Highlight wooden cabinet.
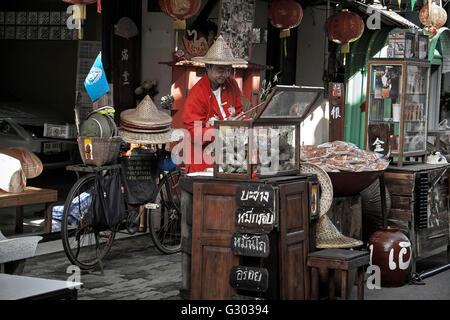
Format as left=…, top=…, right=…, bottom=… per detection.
left=366, top=163, right=450, bottom=273
left=190, top=175, right=317, bottom=300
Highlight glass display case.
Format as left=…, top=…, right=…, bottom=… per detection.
left=364, top=59, right=430, bottom=166
left=214, top=85, right=324, bottom=179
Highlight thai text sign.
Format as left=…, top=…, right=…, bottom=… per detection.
left=231, top=232, right=270, bottom=258
left=236, top=184, right=275, bottom=208
left=235, top=207, right=275, bottom=233
left=229, top=265, right=268, bottom=292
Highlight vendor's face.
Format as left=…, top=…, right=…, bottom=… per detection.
left=206, top=64, right=232, bottom=89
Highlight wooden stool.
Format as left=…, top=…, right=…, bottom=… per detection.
left=307, top=248, right=369, bottom=300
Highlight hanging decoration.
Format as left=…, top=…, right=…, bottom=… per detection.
left=325, top=9, right=364, bottom=66
left=61, top=0, right=98, bottom=39
left=419, top=0, right=447, bottom=35
left=269, top=0, right=303, bottom=57
left=411, top=0, right=416, bottom=11
left=158, top=0, right=201, bottom=51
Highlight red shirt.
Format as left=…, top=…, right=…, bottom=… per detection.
left=182, top=74, right=244, bottom=174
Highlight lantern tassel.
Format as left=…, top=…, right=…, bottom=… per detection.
left=97, top=0, right=102, bottom=13
left=280, top=29, right=290, bottom=57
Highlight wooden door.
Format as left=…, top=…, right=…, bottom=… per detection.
left=278, top=181, right=310, bottom=299
left=191, top=182, right=240, bottom=300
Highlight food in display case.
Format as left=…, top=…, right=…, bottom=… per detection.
left=214, top=85, right=324, bottom=179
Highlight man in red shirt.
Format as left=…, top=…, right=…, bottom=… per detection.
left=182, top=36, right=247, bottom=174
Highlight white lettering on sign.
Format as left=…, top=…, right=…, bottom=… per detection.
left=372, top=137, right=384, bottom=152
left=237, top=209, right=274, bottom=226
left=122, top=71, right=130, bottom=85
left=240, top=190, right=270, bottom=203
left=233, top=234, right=267, bottom=254
left=121, top=49, right=129, bottom=61
left=331, top=106, right=341, bottom=119
left=236, top=269, right=263, bottom=282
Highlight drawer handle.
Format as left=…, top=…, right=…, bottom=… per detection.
left=428, top=233, right=448, bottom=240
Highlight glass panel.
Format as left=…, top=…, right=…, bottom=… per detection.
left=403, top=65, right=428, bottom=153
left=253, top=125, right=296, bottom=175
left=215, top=125, right=249, bottom=174
left=368, top=64, right=403, bottom=122
left=259, top=90, right=320, bottom=118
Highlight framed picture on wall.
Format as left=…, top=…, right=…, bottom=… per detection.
left=0, top=12, right=5, bottom=25
left=0, top=27, right=4, bottom=40
left=28, top=11, right=38, bottom=25
left=218, top=0, right=255, bottom=60
left=16, top=12, right=27, bottom=25
left=38, top=12, right=50, bottom=25
left=6, top=12, right=15, bottom=25
left=27, top=26, right=38, bottom=40
left=15, top=26, right=27, bottom=39
left=38, top=26, right=49, bottom=40
left=50, top=11, right=61, bottom=25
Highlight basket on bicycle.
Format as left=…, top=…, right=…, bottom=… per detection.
left=77, top=136, right=122, bottom=167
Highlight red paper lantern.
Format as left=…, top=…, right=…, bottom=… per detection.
left=419, top=0, right=447, bottom=35
left=325, top=9, right=364, bottom=65
left=269, top=0, right=303, bottom=56
left=159, top=0, right=201, bottom=30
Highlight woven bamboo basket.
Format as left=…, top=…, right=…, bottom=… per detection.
left=77, top=136, right=122, bottom=167
left=300, top=162, right=363, bottom=249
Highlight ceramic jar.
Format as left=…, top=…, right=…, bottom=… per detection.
left=368, top=226, right=412, bottom=287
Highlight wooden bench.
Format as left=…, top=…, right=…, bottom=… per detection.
left=0, top=187, right=57, bottom=234
left=308, top=248, right=369, bottom=300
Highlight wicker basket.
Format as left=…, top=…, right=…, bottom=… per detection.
left=77, top=136, right=122, bottom=167
left=300, top=162, right=333, bottom=217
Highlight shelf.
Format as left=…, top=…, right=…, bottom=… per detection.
left=369, top=119, right=425, bottom=124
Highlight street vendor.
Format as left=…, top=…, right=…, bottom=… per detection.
left=182, top=35, right=248, bottom=174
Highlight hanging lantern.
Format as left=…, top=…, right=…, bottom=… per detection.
left=419, top=0, right=447, bottom=35
left=62, top=0, right=98, bottom=39
left=325, top=9, right=364, bottom=65
left=159, top=0, right=201, bottom=51
left=269, top=0, right=303, bottom=57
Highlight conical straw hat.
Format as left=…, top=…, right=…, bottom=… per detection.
left=120, top=95, right=172, bottom=129
left=316, top=215, right=364, bottom=249
left=192, top=35, right=248, bottom=66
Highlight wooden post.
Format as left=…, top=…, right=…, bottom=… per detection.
left=328, top=83, right=345, bottom=141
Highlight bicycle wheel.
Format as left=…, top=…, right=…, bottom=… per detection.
left=149, top=169, right=182, bottom=254
left=61, top=173, right=116, bottom=270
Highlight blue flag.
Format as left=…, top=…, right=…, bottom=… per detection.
left=84, top=52, right=110, bottom=102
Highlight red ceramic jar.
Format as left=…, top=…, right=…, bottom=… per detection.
left=368, top=226, right=412, bottom=287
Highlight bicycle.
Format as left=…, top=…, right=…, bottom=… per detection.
left=60, top=147, right=183, bottom=271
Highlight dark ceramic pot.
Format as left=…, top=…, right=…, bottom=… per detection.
left=368, top=226, right=412, bottom=287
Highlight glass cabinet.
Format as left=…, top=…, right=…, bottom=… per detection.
left=214, top=85, right=324, bottom=179
left=364, top=59, right=430, bottom=166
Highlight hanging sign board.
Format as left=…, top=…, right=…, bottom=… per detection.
left=235, top=207, right=275, bottom=233
left=229, top=265, right=268, bottom=292
left=231, top=232, right=270, bottom=258
left=236, top=184, right=275, bottom=208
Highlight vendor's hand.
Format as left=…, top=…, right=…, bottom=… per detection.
left=206, top=115, right=219, bottom=127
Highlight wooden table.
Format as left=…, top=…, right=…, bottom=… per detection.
left=0, top=187, right=57, bottom=234
left=0, top=274, right=82, bottom=300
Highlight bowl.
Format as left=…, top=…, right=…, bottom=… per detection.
left=327, top=170, right=384, bottom=196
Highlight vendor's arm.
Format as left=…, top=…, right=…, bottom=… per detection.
left=182, top=88, right=214, bottom=146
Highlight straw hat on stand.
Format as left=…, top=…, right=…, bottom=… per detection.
left=119, top=95, right=183, bottom=145
left=192, top=35, right=248, bottom=66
